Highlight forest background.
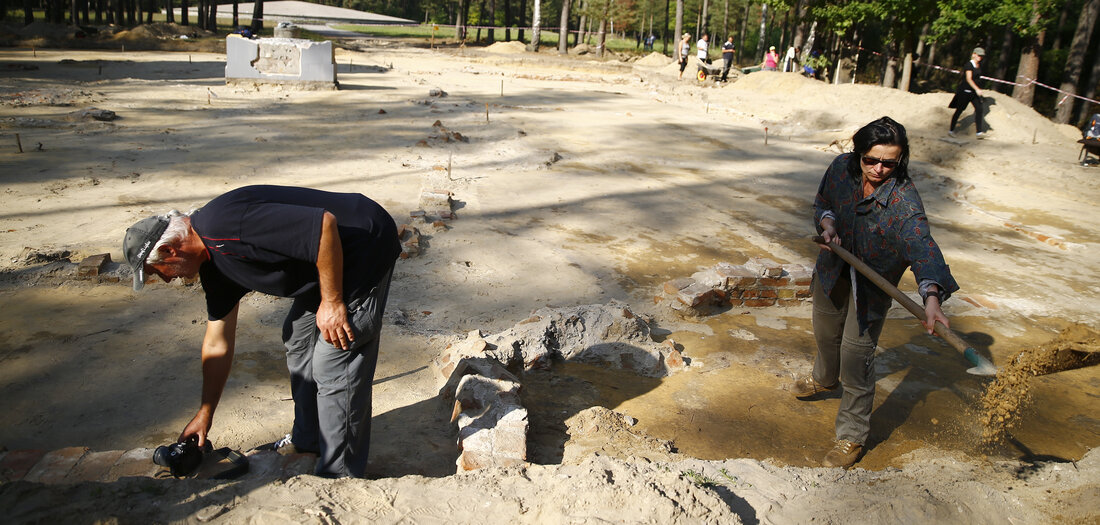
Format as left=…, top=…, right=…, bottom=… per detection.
left=3, top=0, right=1098, bottom=127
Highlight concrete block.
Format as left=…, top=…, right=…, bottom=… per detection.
left=77, top=253, right=111, bottom=278
left=225, top=36, right=337, bottom=88
left=67, top=449, right=125, bottom=482
left=24, top=446, right=87, bottom=483
left=690, top=268, right=724, bottom=288
left=0, top=449, right=47, bottom=482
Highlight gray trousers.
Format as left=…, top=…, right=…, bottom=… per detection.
left=811, top=271, right=885, bottom=445
left=282, top=266, right=393, bottom=478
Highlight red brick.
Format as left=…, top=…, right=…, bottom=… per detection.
left=795, top=289, right=813, bottom=298
left=0, top=449, right=47, bottom=482
left=24, top=447, right=88, bottom=483
left=77, top=254, right=111, bottom=278
left=742, top=289, right=778, bottom=299
left=665, top=348, right=684, bottom=368
left=777, top=289, right=796, bottom=299
left=778, top=299, right=805, bottom=307
left=67, top=449, right=125, bottom=482
left=759, top=277, right=790, bottom=287
left=744, top=298, right=777, bottom=307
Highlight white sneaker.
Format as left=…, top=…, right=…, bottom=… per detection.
left=947, top=130, right=956, bottom=137
left=976, top=131, right=986, bottom=139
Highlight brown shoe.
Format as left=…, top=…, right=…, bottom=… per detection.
left=791, top=376, right=838, bottom=398
left=823, top=440, right=862, bottom=469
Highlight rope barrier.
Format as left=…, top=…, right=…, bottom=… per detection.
left=838, top=43, right=1100, bottom=106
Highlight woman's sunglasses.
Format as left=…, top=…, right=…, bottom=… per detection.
left=861, top=155, right=900, bottom=169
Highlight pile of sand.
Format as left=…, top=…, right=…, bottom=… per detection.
left=484, top=41, right=527, bottom=54
left=978, top=324, right=1100, bottom=445
left=634, top=52, right=673, bottom=67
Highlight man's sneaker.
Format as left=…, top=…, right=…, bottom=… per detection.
left=791, top=376, right=839, bottom=398
left=947, top=130, right=957, bottom=137
left=976, top=131, right=986, bottom=139
left=823, top=439, right=863, bottom=469
left=256, top=433, right=318, bottom=455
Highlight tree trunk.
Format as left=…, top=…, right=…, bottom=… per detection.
left=207, top=0, right=216, bottom=30
left=22, top=0, right=32, bottom=24
left=1075, top=38, right=1100, bottom=126
left=1055, top=0, right=1099, bottom=123
left=180, top=0, right=188, bottom=25
left=721, top=0, right=727, bottom=40
left=164, top=0, right=172, bottom=23
left=516, top=0, right=525, bottom=41
left=898, top=36, right=913, bottom=92
left=700, top=0, right=708, bottom=39
left=803, top=20, right=816, bottom=57
left=488, top=0, right=495, bottom=43
left=457, top=0, right=468, bottom=41
left=673, top=0, right=682, bottom=54
left=1012, top=3, right=1045, bottom=107
left=737, top=2, right=747, bottom=62
left=232, top=0, right=238, bottom=27
left=1050, top=0, right=1072, bottom=50
left=663, top=0, right=669, bottom=54
left=504, top=0, right=511, bottom=40
left=596, top=17, right=606, bottom=56
left=882, top=54, right=896, bottom=87
left=248, top=0, right=261, bottom=33
left=530, top=0, right=540, bottom=50
left=756, top=3, right=767, bottom=60
left=558, top=0, right=569, bottom=53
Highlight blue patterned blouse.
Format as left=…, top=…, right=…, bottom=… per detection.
left=813, top=153, right=959, bottom=334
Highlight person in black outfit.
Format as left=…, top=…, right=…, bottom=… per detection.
left=720, top=36, right=736, bottom=81
left=122, top=185, right=401, bottom=478
left=948, top=47, right=987, bottom=138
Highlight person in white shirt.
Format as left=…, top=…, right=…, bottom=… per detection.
left=696, top=33, right=710, bottom=64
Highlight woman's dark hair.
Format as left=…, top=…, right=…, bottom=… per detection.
left=848, top=116, right=910, bottom=178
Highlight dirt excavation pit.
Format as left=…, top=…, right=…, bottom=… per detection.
left=1, top=31, right=1099, bottom=523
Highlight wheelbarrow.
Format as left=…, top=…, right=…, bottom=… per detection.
left=696, top=59, right=723, bottom=81
left=1078, top=137, right=1100, bottom=166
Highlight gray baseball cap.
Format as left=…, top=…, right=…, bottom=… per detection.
left=122, top=215, right=169, bottom=291
left=973, top=47, right=986, bottom=56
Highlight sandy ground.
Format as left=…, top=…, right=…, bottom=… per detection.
left=1, top=32, right=1099, bottom=523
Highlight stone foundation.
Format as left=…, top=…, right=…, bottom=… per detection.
left=659, top=257, right=813, bottom=316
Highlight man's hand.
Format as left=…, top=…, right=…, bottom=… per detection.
left=922, top=294, right=949, bottom=335
left=317, top=298, right=353, bottom=350
left=179, top=409, right=212, bottom=447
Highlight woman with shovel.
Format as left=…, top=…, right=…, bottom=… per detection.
left=793, top=116, right=959, bottom=469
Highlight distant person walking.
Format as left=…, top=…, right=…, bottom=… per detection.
left=762, top=46, right=779, bottom=71
left=697, top=33, right=710, bottom=64
left=948, top=47, right=987, bottom=138
left=677, top=33, right=692, bottom=80
left=720, top=36, right=736, bottom=81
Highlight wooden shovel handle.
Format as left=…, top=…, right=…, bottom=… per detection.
left=811, top=235, right=972, bottom=354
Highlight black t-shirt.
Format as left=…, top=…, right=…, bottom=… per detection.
left=722, top=41, right=735, bottom=56
left=191, top=185, right=400, bottom=320
left=958, top=60, right=983, bottom=92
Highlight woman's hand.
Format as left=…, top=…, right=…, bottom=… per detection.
left=922, top=294, right=949, bottom=335
left=817, top=217, right=839, bottom=251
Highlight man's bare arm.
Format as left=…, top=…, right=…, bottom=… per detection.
left=178, top=303, right=239, bottom=446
